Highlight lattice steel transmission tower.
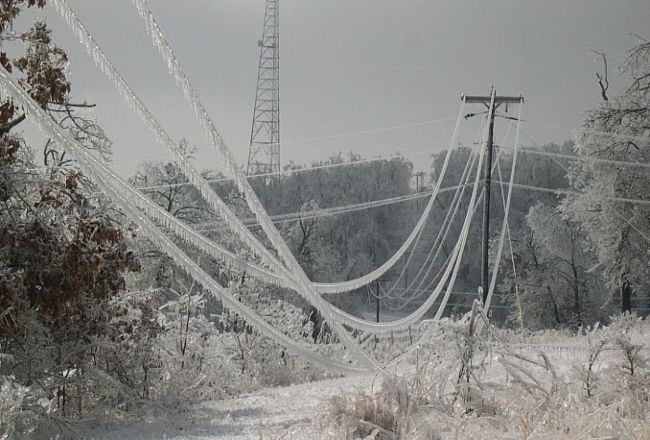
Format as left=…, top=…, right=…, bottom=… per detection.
left=246, top=0, right=280, bottom=177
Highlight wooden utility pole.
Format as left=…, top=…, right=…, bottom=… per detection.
left=463, top=89, right=523, bottom=306
left=481, top=89, right=497, bottom=308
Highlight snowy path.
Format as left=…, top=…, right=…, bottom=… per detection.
left=90, top=373, right=377, bottom=439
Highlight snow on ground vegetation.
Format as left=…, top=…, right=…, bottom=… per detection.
left=77, top=309, right=649, bottom=440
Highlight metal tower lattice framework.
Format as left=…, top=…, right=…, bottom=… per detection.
left=247, top=0, right=280, bottom=177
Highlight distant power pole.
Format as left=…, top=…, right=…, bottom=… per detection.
left=414, top=171, right=425, bottom=212
left=410, top=171, right=425, bottom=293
left=463, top=89, right=523, bottom=306
left=247, top=0, right=280, bottom=178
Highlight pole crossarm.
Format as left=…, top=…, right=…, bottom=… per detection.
left=462, top=94, right=524, bottom=105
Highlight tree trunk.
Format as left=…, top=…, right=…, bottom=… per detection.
left=621, top=277, right=632, bottom=313
left=571, top=258, right=583, bottom=328
left=546, top=286, right=561, bottom=327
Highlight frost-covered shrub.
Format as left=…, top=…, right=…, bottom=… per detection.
left=325, top=312, right=650, bottom=438
left=215, top=284, right=330, bottom=390
left=326, top=377, right=412, bottom=440
left=0, top=376, right=27, bottom=439
left=153, top=289, right=228, bottom=406
left=98, top=292, right=164, bottom=409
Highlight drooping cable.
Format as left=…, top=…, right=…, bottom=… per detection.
left=495, top=153, right=525, bottom=332
left=52, top=0, right=486, bottom=340
left=0, top=67, right=368, bottom=374
left=104, top=144, right=468, bottom=191
left=312, top=101, right=467, bottom=293
left=48, top=0, right=292, bottom=283
left=52, top=0, right=378, bottom=367
left=131, top=0, right=472, bottom=297
left=130, top=0, right=486, bottom=332
left=387, top=116, right=505, bottom=310
left=320, top=121, right=487, bottom=332
left=378, top=121, right=485, bottom=303
left=379, top=119, right=488, bottom=306
left=380, top=146, right=478, bottom=306
left=431, top=122, right=494, bottom=320
left=194, top=184, right=461, bottom=230
left=131, top=0, right=448, bottom=363
left=56, top=0, right=468, bottom=305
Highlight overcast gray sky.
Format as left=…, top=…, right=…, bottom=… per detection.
left=24, top=1, right=650, bottom=177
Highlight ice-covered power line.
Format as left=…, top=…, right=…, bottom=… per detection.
left=105, top=115, right=459, bottom=164
left=496, top=181, right=650, bottom=207
left=133, top=0, right=474, bottom=319
left=523, top=120, right=650, bottom=145
left=50, top=0, right=293, bottom=284
left=311, top=100, right=470, bottom=297
left=379, top=124, right=489, bottom=307
left=516, top=147, right=650, bottom=171
left=121, top=146, right=464, bottom=191
left=50, top=0, right=398, bottom=366
left=56, top=0, right=485, bottom=339
left=131, top=0, right=485, bottom=350
left=235, top=116, right=457, bottom=152
left=59, top=0, right=381, bottom=366
left=316, top=112, right=486, bottom=332
left=20, top=141, right=650, bottom=195
left=130, top=0, right=520, bottom=348
left=134, top=0, right=462, bottom=302
left=382, top=119, right=513, bottom=309
left=47, top=0, right=635, bottom=368
left=145, top=0, right=478, bottom=327
left=194, top=188, right=444, bottom=231
left=113, top=144, right=441, bottom=167
left=0, top=65, right=369, bottom=374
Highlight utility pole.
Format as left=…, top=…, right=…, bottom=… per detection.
left=481, top=89, right=496, bottom=309
left=373, top=279, right=382, bottom=346
left=463, top=89, right=523, bottom=306
left=406, top=171, right=425, bottom=293
left=372, top=278, right=390, bottom=323
left=414, top=171, right=425, bottom=212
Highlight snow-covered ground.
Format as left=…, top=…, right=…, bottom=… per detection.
left=88, top=373, right=376, bottom=439
left=84, top=317, right=649, bottom=440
